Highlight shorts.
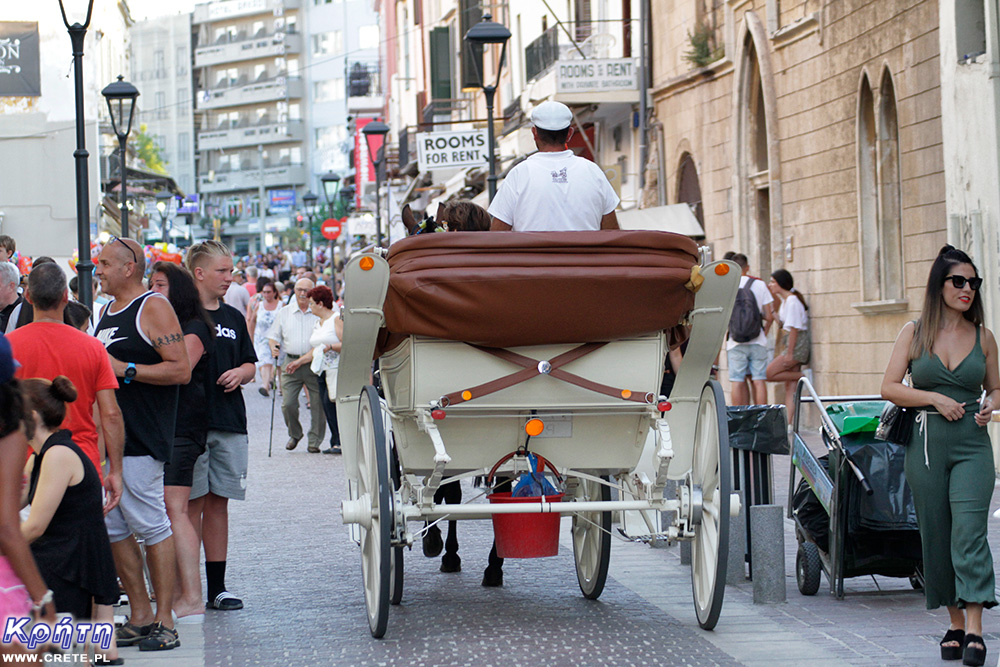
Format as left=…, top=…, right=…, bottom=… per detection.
left=105, top=456, right=173, bottom=545
left=190, top=430, right=249, bottom=501
left=727, top=343, right=769, bottom=382
left=0, top=556, right=31, bottom=630
left=164, top=434, right=207, bottom=488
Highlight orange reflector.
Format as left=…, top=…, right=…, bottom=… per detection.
left=359, top=256, right=375, bottom=271
left=461, top=390, right=472, bottom=401
left=621, top=389, right=632, bottom=399
left=525, top=418, right=544, bottom=437
left=657, top=401, right=672, bottom=412
left=431, top=409, right=446, bottom=420
left=715, top=263, right=730, bottom=276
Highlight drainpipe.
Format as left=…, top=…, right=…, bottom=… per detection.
left=637, top=0, right=648, bottom=191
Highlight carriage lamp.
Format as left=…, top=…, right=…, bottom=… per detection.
left=102, top=75, right=140, bottom=240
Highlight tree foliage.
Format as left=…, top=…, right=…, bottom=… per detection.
left=135, top=124, right=169, bottom=175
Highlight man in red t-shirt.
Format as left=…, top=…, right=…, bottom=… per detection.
left=8, top=263, right=124, bottom=511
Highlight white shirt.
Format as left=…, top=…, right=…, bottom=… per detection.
left=223, top=282, right=250, bottom=314
left=779, top=295, right=808, bottom=331
left=488, top=150, right=620, bottom=231
left=725, top=275, right=774, bottom=350
left=267, top=302, right=320, bottom=356
left=309, top=311, right=341, bottom=374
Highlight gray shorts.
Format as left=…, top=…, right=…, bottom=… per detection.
left=105, top=456, right=173, bottom=545
left=190, top=430, right=249, bottom=501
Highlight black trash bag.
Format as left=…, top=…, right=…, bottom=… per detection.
left=792, top=454, right=829, bottom=553
left=727, top=405, right=789, bottom=455
left=841, top=434, right=918, bottom=532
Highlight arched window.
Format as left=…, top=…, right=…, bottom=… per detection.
left=739, top=34, right=771, bottom=276
left=677, top=153, right=704, bottom=229
left=878, top=72, right=903, bottom=299
left=857, top=75, right=879, bottom=301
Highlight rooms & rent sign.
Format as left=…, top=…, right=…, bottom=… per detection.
left=416, top=130, right=489, bottom=171
left=556, top=58, right=638, bottom=93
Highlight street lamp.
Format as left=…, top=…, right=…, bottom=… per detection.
left=320, top=172, right=341, bottom=213
left=362, top=120, right=390, bottom=247
left=155, top=190, right=173, bottom=244
left=464, top=14, right=511, bottom=202
left=102, top=75, right=140, bottom=239
left=57, top=0, right=96, bottom=312
left=302, top=190, right=318, bottom=263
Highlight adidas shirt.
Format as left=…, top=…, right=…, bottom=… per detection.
left=488, top=150, right=620, bottom=231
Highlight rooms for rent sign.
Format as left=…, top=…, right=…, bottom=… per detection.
left=416, top=130, right=489, bottom=171
left=556, top=58, right=637, bottom=93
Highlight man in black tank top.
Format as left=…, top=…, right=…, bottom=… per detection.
left=94, top=237, right=191, bottom=651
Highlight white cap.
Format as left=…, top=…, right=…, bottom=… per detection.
left=531, top=101, right=572, bottom=131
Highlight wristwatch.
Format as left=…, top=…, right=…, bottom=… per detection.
left=123, top=362, right=137, bottom=384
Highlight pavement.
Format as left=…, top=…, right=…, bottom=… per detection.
left=111, top=383, right=1000, bottom=666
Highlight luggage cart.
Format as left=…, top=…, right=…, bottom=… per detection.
left=787, top=377, right=923, bottom=598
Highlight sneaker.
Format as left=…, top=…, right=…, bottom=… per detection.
left=137, top=622, right=179, bottom=651
left=115, top=619, right=153, bottom=647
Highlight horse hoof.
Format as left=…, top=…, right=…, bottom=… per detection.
left=423, top=526, right=443, bottom=558
left=440, top=553, right=461, bottom=573
left=481, top=567, right=503, bottom=587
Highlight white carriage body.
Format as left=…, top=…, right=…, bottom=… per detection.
left=379, top=334, right=666, bottom=475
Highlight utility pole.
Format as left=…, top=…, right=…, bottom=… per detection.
left=258, top=144, right=267, bottom=253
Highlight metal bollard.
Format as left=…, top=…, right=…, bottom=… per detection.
left=727, top=490, right=746, bottom=585
left=749, top=504, right=785, bottom=603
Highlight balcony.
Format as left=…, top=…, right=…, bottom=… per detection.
left=193, top=0, right=299, bottom=25
left=198, top=164, right=307, bottom=193
left=346, top=61, right=383, bottom=112
left=196, top=77, right=303, bottom=110
left=198, top=119, right=304, bottom=150
left=194, top=32, right=302, bottom=68
left=526, top=26, right=559, bottom=82
left=525, top=25, right=629, bottom=83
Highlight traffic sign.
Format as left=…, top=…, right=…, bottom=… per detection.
left=321, top=218, right=344, bottom=240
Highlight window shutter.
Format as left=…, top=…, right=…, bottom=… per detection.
left=459, top=0, right=483, bottom=90
left=429, top=27, right=452, bottom=101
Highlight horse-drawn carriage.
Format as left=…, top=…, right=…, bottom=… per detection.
left=336, top=230, right=741, bottom=637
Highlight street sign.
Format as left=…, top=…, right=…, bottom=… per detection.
left=416, top=129, right=489, bottom=171
left=556, top=58, right=638, bottom=93
left=321, top=217, right=344, bottom=240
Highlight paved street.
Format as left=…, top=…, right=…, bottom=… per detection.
left=118, top=383, right=1000, bottom=666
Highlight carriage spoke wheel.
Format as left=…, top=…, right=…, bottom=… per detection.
left=388, top=442, right=404, bottom=606
left=358, top=385, right=392, bottom=638
left=690, top=380, right=731, bottom=630
left=573, top=475, right=611, bottom=599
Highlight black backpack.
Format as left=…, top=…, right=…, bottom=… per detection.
left=729, top=278, right=763, bottom=343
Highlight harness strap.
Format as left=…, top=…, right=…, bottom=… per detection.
left=439, top=342, right=652, bottom=407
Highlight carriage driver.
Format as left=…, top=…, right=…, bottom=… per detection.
left=488, top=101, right=620, bottom=232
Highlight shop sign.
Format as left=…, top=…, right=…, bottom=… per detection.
left=416, top=130, right=489, bottom=171
left=556, top=58, right=637, bottom=93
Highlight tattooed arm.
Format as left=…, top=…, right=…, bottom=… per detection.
left=107, top=296, right=192, bottom=385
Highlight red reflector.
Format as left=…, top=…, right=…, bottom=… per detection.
left=431, top=409, right=446, bottom=420
left=657, top=401, right=672, bottom=412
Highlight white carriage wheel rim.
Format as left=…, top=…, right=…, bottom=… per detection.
left=691, top=386, right=721, bottom=616
left=358, top=397, right=382, bottom=621
left=573, top=480, right=602, bottom=583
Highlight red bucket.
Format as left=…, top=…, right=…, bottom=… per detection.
left=488, top=492, right=564, bottom=558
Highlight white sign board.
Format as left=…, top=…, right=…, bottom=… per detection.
left=208, top=0, right=268, bottom=20
left=416, top=129, right=490, bottom=171
left=556, top=58, right=638, bottom=93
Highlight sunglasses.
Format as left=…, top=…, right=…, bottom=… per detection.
left=110, top=236, right=138, bottom=264
left=943, top=275, right=982, bottom=290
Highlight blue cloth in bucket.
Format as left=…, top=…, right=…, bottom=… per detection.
left=511, top=453, right=560, bottom=497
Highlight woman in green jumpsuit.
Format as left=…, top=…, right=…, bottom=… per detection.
left=882, top=246, right=1000, bottom=666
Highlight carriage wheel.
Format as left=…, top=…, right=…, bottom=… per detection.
left=358, top=385, right=392, bottom=637
left=573, top=475, right=611, bottom=600
left=690, top=380, right=731, bottom=630
left=389, top=443, right=404, bottom=606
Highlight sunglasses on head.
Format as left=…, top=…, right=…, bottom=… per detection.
left=943, top=275, right=982, bottom=290
left=110, top=236, right=138, bottom=264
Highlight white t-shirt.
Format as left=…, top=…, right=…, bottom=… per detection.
left=725, top=275, right=774, bottom=350
left=487, top=150, right=620, bottom=231
left=779, top=295, right=808, bottom=331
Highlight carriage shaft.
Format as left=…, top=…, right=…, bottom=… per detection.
left=402, top=498, right=678, bottom=521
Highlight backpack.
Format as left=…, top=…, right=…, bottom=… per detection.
left=729, top=278, right=763, bottom=343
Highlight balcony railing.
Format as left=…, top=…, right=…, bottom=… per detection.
left=198, top=163, right=307, bottom=193
left=196, top=77, right=303, bottom=110
left=198, top=119, right=304, bottom=150
left=526, top=26, right=559, bottom=82
left=346, top=61, right=383, bottom=111
left=525, top=25, right=628, bottom=82
left=194, top=32, right=302, bottom=68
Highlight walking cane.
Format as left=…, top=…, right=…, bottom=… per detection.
left=267, top=355, right=279, bottom=457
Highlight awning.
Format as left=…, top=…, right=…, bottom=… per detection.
left=615, top=204, right=704, bottom=238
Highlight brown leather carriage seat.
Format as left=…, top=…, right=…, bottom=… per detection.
left=377, top=230, right=700, bottom=352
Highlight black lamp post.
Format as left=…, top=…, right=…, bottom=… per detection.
left=362, top=120, right=389, bottom=247
left=464, top=14, right=511, bottom=202
left=302, top=190, right=318, bottom=262
left=57, top=0, right=96, bottom=312
left=155, top=190, right=173, bottom=244
left=102, top=75, right=140, bottom=239
left=320, top=172, right=341, bottom=214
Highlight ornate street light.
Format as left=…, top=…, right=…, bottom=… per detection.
left=362, top=120, right=390, bottom=247
left=464, top=14, right=511, bottom=202
left=155, top=190, right=173, bottom=244
left=320, top=172, right=341, bottom=212
left=57, top=0, right=97, bottom=312
left=102, top=75, right=141, bottom=240
left=302, top=190, right=318, bottom=262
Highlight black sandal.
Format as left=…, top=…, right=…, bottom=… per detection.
left=941, top=629, right=965, bottom=660
left=963, top=633, right=987, bottom=666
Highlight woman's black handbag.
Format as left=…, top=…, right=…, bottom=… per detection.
left=875, top=402, right=914, bottom=445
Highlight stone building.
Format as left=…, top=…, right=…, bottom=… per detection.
left=649, top=0, right=946, bottom=397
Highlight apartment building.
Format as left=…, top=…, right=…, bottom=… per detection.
left=193, top=0, right=308, bottom=254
